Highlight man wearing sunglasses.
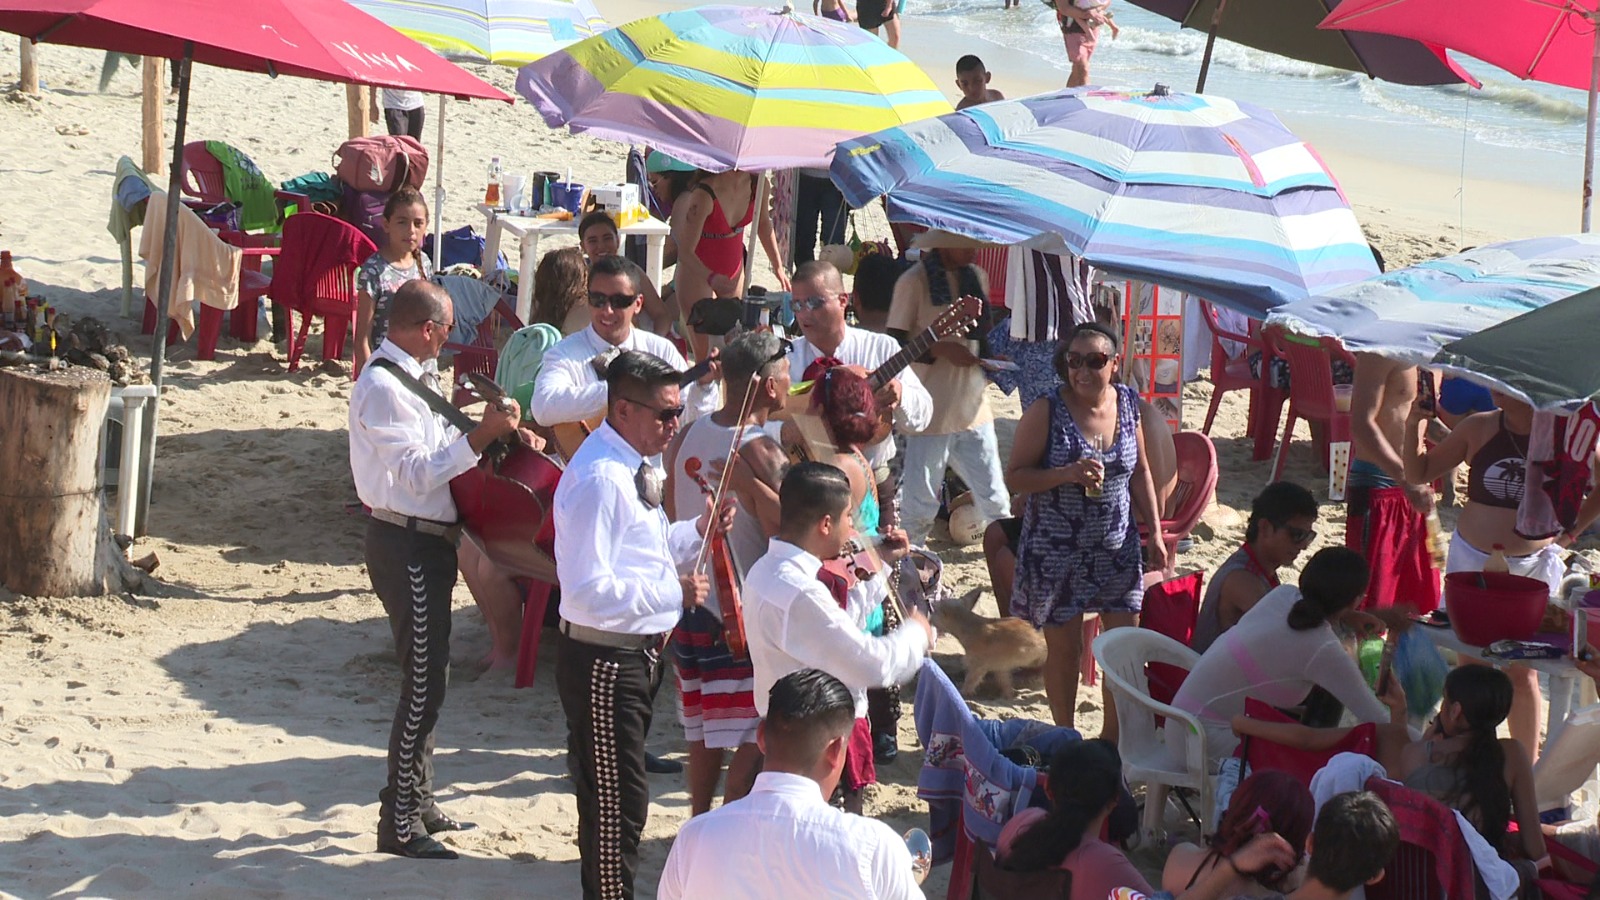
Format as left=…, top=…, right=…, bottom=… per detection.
left=530, top=255, right=719, bottom=434
left=349, top=281, right=522, bottom=860
left=554, top=350, right=736, bottom=900
left=1191, top=481, right=1320, bottom=653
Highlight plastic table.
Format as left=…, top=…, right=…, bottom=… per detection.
left=476, top=205, right=670, bottom=324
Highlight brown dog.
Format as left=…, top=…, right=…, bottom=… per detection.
left=932, top=588, right=1047, bottom=696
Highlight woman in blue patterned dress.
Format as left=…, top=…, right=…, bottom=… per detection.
left=1007, top=322, right=1167, bottom=737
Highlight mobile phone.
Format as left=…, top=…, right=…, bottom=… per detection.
left=1417, top=369, right=1437, bottom=415
left=1376, top=639, right=1397, bottom=695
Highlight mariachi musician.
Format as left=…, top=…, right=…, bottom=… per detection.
left=553, top=350, right=735, bottom=900
left=528, top=255, right=719, bottom=456
left=662, top=330, right=791, bottom=817
left=348, top=280, right=525, bottom=860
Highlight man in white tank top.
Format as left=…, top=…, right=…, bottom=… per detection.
left=663, top=331, right=791, bottom=815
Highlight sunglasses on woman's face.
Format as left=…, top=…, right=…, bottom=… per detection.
left=588, top=291, right=638, bottom=310
left=1065, top=352, right=1112, bottom=370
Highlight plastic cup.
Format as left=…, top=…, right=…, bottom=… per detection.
left=502, top=173, right=528, bottom=214
left=1333, top=383, right=1354, bottom=412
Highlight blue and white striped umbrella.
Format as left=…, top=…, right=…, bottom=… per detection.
left=830, top=87, right=1377, bottom=319
left=1265, top=234, right=1600, bottom=367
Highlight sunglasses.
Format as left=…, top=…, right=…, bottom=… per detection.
left=588, top=291, right=638, bottom=310
left=1065, top=352, right=1112, bottom=370
left=624, top=396, right=686, bottom=423
left=1273, top=521, right=1317, bottom=544
left=767, top=336, right=794, bottom=366
left=793, top=294, right=835, bottom=311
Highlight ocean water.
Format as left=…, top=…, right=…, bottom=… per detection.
left=905, top=0, right=1588, bottom=192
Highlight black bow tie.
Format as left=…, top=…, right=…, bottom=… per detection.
left=636, top=462, right=664, bottom=510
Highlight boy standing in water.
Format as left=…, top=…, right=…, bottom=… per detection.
left=1056, top=0, right=1119, bottom=88
left=955, top=56, right=1005, bottom=109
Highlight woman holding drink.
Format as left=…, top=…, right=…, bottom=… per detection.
left=1006, top=322, right=1167, bottom=736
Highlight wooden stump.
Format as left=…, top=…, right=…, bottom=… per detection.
left=19, top=41, right=38, bottom=96
left=141, top=57, right=165, bottom=177
left=345, top=84, right=369, bottom=140
left=0, top=367, right=118, bottom=596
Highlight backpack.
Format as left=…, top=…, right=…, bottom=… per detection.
left=496, top=323, right=563, bottom=418
left=339, top=183, right=391, bottom=251
left=333, top=135, right=429, bottom=194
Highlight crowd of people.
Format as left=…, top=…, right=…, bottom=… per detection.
left=339, top=115, right=1600, bottom=900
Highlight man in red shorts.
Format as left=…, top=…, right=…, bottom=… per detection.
left=1346, top=352, right=1440, bottom=613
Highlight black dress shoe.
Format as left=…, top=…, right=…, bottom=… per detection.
left=873, top=731, right=899, bottom=765
left=423, top=813, right=476, bottom=835
left=378, top=835, right=459, bottom=860
left=644, top=752, right=683, bottom=774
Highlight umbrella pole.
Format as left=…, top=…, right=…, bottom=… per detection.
left=1584, top=17, right=1599, bottom=233
left=138, top=41, right=193, bottom=537
left=1195, top=0, right=1229, bottom=93
left=434, top=94, right=446, bottom=271
left=744, top=171, right=772, bottom=291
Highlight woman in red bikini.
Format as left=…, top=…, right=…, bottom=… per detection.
left=670, top=168, right=789, bottom=360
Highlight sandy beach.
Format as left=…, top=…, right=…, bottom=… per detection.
left=0, top=6, right=1546, bottom=896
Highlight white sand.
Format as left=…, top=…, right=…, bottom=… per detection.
left=0, top=19, right=1487, bottom=899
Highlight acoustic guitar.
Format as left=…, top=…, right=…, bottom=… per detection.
left=786, top=293, right=987, bottom=461
left=548, top=355, right=715, bottom=462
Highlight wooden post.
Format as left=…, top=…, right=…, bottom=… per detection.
left=369, top=85, right=381, bottom=125
left=0, top=367, right=120, bottom=596
left=141, top=57, right=165, bottom=176
left=19, top=40, right=38, bottom=95
left=345, top=84, right=369, bottom=139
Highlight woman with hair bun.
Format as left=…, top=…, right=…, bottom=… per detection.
left=996, top=739, right=1154, bottom=898
left=1168, top=546, right=1401, bottom=763
left=1162, top=770, right=1314, bottom=897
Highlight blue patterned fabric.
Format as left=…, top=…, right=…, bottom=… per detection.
left=1011, top=383, right=1144, bottom=625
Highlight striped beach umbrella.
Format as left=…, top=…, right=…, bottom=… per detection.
left=515, top=4, right=952, bottom=172
left=349, top=0, right=608, bottom=66
left=1266, top=234, right=1600, bottom=366
left=830, top=87, right=1376, bottom=319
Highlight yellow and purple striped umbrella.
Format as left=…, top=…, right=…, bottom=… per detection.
left=349, top=0, right=608, bottom=66
left=515, top=4, right=952, bottom=172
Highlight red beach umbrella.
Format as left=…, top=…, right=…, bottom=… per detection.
left=1320, top=0, right=1600, bottom=231
left=0, top=0, right=512, bottom=535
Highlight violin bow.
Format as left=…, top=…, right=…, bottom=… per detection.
left=692, top=373, right=762, bottom=576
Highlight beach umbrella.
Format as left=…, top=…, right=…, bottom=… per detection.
left=514, top=3, right=952, bottom=172
left=1125, top=0, right=1476, bottom=92
left=350, top=0, right=607, bottom=65
left=829, top=86, right=1377, bottom=319
left=1433, top=286, right=1600, bottom=409
left=1319, top=0, right=1600, bottom=230
left=0, top=0, right=511, bottom=535
left=1265, top=234, right=1600, bottom=366
left=349, top=0, right=609, bottom=268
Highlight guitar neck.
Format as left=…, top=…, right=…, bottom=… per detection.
left=869, top=325, right=940, bottom=391
left=679, top=357, right=714, bottom=388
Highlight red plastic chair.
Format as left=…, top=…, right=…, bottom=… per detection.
left=1233, top=698, right=1378, bottom=785
left=1140, top=571, right=1204, bottom=711
left=268, top=212, right=376, bottom=371
left=1268, top=330, right=1357, bottom=483
left=1198, top=300, right=1283, bottom=461
left=445, top=294, right=525, bottom=406
left=180, top=142, right=228, bottom=206
left=217, top=231, right=280, bottom=347
left=1138, top=430, right=1217, bottom=561
left=1363, top=777, right=1479, bottom=900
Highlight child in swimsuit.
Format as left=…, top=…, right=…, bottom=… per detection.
left=814, top=0, right=852, bottom=21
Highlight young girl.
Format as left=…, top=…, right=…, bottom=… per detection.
left=530, top=246, right=590, bottom=335
left=353, top=188, right=432, bottom=376
left=1163, top=771, right=1314, bottom=898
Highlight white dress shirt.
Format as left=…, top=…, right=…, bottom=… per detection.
left=348, top=339, right=479, bottom=522
left=788, top=326, right=932, bottom=468
left=528, top=324, right=719, bottom=427
left=743, top=539, right=928, bottom=718
left=554, top=420, right=703, bottom=636
left=656, top=771, right=922, bottom=900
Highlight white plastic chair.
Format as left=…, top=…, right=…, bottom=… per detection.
left=1534, top=700, right=1600, bottom=814
left=1092, top=627, right=1211, bottom=845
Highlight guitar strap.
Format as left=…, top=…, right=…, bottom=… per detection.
left=369, top=358, right=477, bottom=434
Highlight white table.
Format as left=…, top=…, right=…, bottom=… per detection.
left=1425, top=624, right=1596, bottom=749
left=476, top=205, right=670, bottom=324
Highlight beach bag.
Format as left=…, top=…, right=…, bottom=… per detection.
left=333, top=135, right=429, bottom=194
left=422, top=225, right=504, bottom=271
left=339, top=184, right=390, bottom=250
